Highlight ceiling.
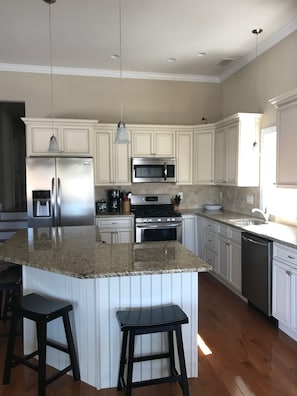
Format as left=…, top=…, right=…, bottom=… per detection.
left=1, top=0, right=297, bottom=83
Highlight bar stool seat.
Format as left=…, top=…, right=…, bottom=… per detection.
left=2, top=293, right=80, bottom=396
left=116, top=304, right=189, bottom=396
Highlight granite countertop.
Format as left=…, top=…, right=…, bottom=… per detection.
left=181, top=208, right=297, bottom=249
left=0, top=226, right=211, bottom=279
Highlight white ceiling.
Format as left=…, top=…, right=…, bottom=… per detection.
left=1, top=0, right=297, bottom=83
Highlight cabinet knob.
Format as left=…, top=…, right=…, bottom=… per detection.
left=286, top=270, right=292, bottom=276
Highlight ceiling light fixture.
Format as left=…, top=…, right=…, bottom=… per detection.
left=44, top=0, right=59, bottom=153
left=251, top=28, right=263, bottom=149
left=114, top=0, right=130, bottom=144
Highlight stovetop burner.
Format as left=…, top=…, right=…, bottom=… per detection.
left=130, top=194, right=182, bottom=223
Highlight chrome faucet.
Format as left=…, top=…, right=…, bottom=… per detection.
left=251, top=207, right=269, bottom=223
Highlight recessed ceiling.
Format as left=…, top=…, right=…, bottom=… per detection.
left=0, top=0, right=297, bottom=82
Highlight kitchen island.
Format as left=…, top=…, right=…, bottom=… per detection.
left=0, top=225, right=211, bottom=390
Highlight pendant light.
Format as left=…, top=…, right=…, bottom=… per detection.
left=44, top=0, right=59, bottom=153
left=114, top=0, right=130, bottom=144
left=251, top=28, right=263, bottom=150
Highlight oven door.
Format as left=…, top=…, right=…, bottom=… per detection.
left=135, top=222, right=182, bottom=243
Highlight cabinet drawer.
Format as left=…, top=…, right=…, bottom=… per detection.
left=273, top=243, right=297, bottom=269
left=204, top=248, right=217, bottom=271
left=218, top=224, right=228, bottom=237
left=228, top=226, right=241, bottom=244
left=204, top=220, right=218, bottom=233
left=204, top=230, right=217, bottom=252
left=97, top=217, right=134, bottom=229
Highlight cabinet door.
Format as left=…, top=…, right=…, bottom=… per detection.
left=132, top=130, right=153, bottom=156
left=225, top=124, right=238, bottom=185
left=194, top=128, right=214, bottom=184
left=197, top=216, right=205, bottom=258
left=100, top=231, right=113, bottom=244
left=218, top=236, right=228, bottom=281
left=229, top=241, right=241, bottom=292
left=94, top=130, right=113, bottom=185
left=272, top=260, right=291, bottom=325
left=182, top=215, right=197, bottom=255
left=62, top=126, right=92, bottom=155
left=113, top=131, right=131, bottom=185
left=214, top=127, right=225, bottom=183
left=292, top=271, right=297, bottom=332
left=154, top=131, right=175, bottom=156
left=276, top=101, right=297, bottom=186
left=176, top=131, right=193, bottom=185
left=117, top=230, right=134, bottom=243
left=26, top=125, right=59, bottom=155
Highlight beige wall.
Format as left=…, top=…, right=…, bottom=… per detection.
left=221, top=29, right=297, bottom=128
left=0, top=72, right=221, bottom=125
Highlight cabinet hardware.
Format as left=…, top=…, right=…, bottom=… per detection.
left=287, top=255, right=295, bottom=260
left=286, top=270, right=292, bottom=276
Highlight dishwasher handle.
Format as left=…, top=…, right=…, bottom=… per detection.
left=242, top=234, right=270, bottom=248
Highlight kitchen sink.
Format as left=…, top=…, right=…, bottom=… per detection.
left=229, top=218, right=267, bottom=226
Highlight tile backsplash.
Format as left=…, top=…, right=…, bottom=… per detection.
left=95, top=184, right=260, bottom=216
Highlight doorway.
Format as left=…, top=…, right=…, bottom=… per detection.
left=0, top=102, right=26, bottom=212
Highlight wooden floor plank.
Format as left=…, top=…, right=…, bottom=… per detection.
left=0, top=272, right=297, bottom=395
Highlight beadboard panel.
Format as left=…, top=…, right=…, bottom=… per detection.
left=22, top=267, right=198, bottom=390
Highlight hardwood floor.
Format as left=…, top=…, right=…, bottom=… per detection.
left=1, top=273, right=297, bottom=395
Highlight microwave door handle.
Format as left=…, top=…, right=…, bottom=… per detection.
left=164, top=162, right=167, bottom=180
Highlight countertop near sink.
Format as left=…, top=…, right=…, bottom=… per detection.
left=180, top=208, right=297, bottom=249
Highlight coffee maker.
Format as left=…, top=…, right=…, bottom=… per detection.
left=108, top=189, right=121, bottom=213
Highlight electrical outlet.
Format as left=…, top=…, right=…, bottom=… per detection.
left=246, top=195, right=254, bottom=204
left=178, top=192, right=183, bottom=199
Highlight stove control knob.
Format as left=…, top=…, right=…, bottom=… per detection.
left=167, top=218, right=171, bottom=222
left=157, top=218, right=162, bottom=222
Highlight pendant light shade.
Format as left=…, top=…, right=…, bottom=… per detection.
left=115, top=121, right=130, bottom=144
left=44, top=0, right=59, bottom=153
left=114, top=0, right=130, bottom=144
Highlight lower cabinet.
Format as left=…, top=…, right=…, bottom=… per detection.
left=272, top=243, right=297, bottom=341
left=217, top=225, right=242, bottom=293
left=182, top=214, right=197, bottom=254
left=96, top=216, right=134, bottom=244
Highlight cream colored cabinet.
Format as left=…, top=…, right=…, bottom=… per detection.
left=214, top=113, right=262, bottom=186
left=272, top=243, right=297, bottom=342
left=22, top=118, right=97, bottom=157
left=270, top=88, right=297, bottom=187
left=182, top=214, right=197, bottom=254
left=94, top=125, right=131, bottom=186
left=193, top=124, right=215, bottom=185
left=131, top=126, right=175, bottom=157
left=217, top=224, right=242, bottom=293
left=203, top=219, right=218, bottom=272
left=96, top=216, right=134, bottom=244
left=176, top=129, right=193, bottom=185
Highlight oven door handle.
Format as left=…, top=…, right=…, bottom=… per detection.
left=136, top=223, right=182, bottom=229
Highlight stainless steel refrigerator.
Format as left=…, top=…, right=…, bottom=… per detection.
left=26, top=157, right=95, bottom=227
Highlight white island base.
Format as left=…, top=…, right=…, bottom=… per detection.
left=23, top=266, right=198, bottom=390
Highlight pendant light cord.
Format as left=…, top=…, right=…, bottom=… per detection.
left=119, top=0, right=123, bottom=122
left=47, top=1, right=55, bottom=131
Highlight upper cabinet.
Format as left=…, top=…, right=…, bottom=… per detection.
left=22, top=118, right=97, bottom=157
left=214, top=113, right=262, bottom=186
left=270, top=88, right=297, bottom=187
left=94, top=124, right=131, bottom=186
left=131, top=126, right=175, bottom=157
left=193, top=124, right=215, bottom=185
left=176, top=128, right=193, bottom=185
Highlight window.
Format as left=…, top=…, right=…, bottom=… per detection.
left=261, top=126, right=297, bottom=225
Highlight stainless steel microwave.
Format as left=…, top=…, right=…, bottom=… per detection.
left=132, top=157, right=176, bottom=183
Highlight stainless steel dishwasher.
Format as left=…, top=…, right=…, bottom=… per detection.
left=242, top=232, right=273, bottom=316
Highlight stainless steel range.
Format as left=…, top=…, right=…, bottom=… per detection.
left=130, top=194, right=182, bottom=243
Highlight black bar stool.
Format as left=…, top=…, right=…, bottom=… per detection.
left=3, top=293, right=80, bottom=396
left=116, top=304, right=189, bottom=396
left=0, top=264, right=22, bottom=322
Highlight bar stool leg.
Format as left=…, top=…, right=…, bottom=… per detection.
left=36, top=321, right=47, bottom=396
left=126, top=330, right=136, bottom=396
left=117, top=330, right=128, bottom=391
left=2, top=311, right=18, bottom=385
left=62, top=313, right=80, bottom=381
left=175, top=326, right=189, bottom=396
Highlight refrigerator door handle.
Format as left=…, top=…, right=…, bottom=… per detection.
left=57, top=177, right=61, bottom=226
left=51, top=177, right=56, bottom=226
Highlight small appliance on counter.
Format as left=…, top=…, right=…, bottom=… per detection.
left=96, top=200, right=107, bottom=214
left=108, top=189, right=121, bottom=213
